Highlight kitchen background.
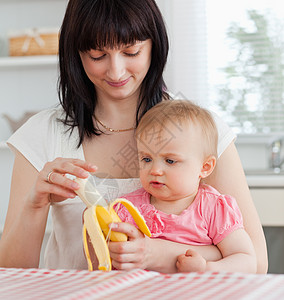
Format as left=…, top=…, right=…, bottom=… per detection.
left=0, top=0, right=283, bottom=272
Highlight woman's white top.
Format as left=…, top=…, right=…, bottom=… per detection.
left=7, top=105, right=236, bottom=269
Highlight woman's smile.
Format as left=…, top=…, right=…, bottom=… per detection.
left=106, top=77, right=131, bottom=87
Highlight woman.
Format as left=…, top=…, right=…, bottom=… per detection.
left=0, top=0, right=267, bottom=273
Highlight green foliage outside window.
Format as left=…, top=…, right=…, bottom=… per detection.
left=216, top=10, right=284, bottom=134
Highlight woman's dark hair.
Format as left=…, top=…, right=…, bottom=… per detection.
left=58, top=0, right=170, bottom=146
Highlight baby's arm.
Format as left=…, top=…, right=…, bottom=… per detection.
left=177, top=228, right=257, bottom=273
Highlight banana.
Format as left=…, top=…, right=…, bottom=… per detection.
left=82, top=205, right=114, bottom=271
left=109, top=199, right=151, bottom=238
left=74, top=177, right=151, bottom=271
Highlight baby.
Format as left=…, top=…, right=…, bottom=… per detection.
left=116, top=100, right=256, bottom=273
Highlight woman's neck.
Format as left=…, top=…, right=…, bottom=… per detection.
left=95, top=96, right=138, bottom=129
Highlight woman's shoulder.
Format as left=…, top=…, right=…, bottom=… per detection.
left=7, top=106, right=73, bottom=171
left=9, top=106, right=65, bottom=133
left=8, top=106, right=68, bottom=149
left=28, top=106, right=65, bottom=126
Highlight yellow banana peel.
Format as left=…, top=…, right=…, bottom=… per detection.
left=75, top=177, right=151, bottom=272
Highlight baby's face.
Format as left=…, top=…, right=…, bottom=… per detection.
left=137, top=121, right=206, bottom=203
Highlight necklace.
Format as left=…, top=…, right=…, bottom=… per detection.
left=94, top=115, right=136, bottom=133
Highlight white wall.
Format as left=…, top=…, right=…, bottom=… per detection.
left=0, top=0, right=67, bottom=231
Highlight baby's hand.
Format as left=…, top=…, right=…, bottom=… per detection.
left=176, top=249, right=207, bottom=273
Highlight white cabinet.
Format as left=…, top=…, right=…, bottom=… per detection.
left=0, top=0, right=67, bottom=231
left=250, top=188, right=284, bottom=226
left=250, top=187, right=284, bottom=274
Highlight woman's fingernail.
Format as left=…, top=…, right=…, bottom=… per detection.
left=81, top=170, right=89, bottom=177
left=109, top=223, right=118, bottom=229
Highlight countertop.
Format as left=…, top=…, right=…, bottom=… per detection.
left=246, top=174, right=284, bottom=188
left=245, top=169, right=284, bottom=188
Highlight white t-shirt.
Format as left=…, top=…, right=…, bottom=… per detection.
left=7, top=106, right=236, bottom=269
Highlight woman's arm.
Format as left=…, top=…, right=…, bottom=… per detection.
left=204, top=142, right=268, bottom=273
left=0, top=148, right=95, bottom=268
left=0, top=150, right=49, bottom=268
left=108, top=222, right=221, bottom=273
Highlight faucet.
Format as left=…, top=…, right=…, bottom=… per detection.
left=269, top=138, right=284, bottom=172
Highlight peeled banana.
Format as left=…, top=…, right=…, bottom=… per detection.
left=74, top=177, right=151, bottom=271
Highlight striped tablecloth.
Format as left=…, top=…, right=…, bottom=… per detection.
left=0, top=268, right=284, bottom=299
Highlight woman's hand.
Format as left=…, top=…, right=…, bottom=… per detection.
left=108, top=222, right=151, bottom=270
left=1, top=152, right=98, bottom=268
left=108, top=222, right=222, bottom=273
left=29, top=158, right=97, bottom=209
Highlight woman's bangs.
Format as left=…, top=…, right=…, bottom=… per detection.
left=78, top=14, right=150, bottom=51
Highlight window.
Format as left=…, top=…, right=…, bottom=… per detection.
left=158, top=0, right=284, bottom=136
left=157, top=0, right=208, bottom=104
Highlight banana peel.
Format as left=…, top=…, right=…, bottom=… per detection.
left=74, top=177, right=151, bottom=271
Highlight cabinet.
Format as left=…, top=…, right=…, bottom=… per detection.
left=250, top=187, right=284, bottom=274
left=250, top=188, right=284, bottom=226
left=0, top=0, right=67, bottom=232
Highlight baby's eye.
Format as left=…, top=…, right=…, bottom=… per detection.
left=166, top=159, right=176, bottom=165
left=141, top=157, right=152, bottom=163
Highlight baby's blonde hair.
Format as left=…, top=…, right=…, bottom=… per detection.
left=136, top=100, right=218, bottom=158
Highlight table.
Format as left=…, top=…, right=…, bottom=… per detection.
left=1, top=268, right=284, bottom=299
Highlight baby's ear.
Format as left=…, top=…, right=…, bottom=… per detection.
left=200, top=156, right=216, bottom=179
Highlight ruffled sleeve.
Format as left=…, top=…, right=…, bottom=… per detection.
left=208, top=195, right=244, bottom=245
left=114, top=203, right=165, bottom=237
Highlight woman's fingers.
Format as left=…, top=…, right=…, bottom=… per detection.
left=44, top=181, right=78, bottom=201
left=46, top=172, right=78, bottom=189
left=110, top=246, right=140, bottom=262
left=112, top=260, right=140, bottom=271
left=43, top=158, right=96, bottom=181
left=108, top=222, right=148, bottom=270
left=109, top=239, right=140, bottom=254
left=109, top=222, right=144, bottom=240
left=43, top=159, right=97, bottom=189
left=109, top=243, right=144, bottom=270
left=33, top=158, right=97, bottom=205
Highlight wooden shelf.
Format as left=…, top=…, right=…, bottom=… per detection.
left=0, top=55, right=58, bottom=68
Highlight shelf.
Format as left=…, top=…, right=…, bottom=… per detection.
left=0, top=55, right=58, bottom=68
